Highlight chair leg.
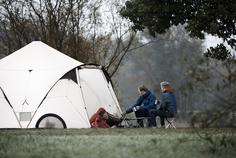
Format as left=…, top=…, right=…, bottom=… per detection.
left=169, top=120, right=176, bottom=129
left=165, top=118, right=176, bottom=129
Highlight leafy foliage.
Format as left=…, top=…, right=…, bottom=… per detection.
left=120, top=0, right=236, bottom=60
left=115, top=26, right=204, bottom=120
left=205, top=44, right=232, bottom=61
left=187, top=57, right=236, bottom=127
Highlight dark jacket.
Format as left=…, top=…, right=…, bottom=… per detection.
left=160, top=92, right=177, bottom=113
left=126, top=90, right=156, bottom=113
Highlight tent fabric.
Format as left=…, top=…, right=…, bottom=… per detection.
left=28, top=79, right=91, bottom=128
left=0, top=41, right=82, bottom=113
left=0, top=41, right=122, bottom=128
left=78, top=68, right=122, bottom=118
left=0, top=88, right=20, bottom=128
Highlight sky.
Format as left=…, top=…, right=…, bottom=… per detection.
left=204, top=35, right=222, bottom=49
left=204, top=35, right=236, bottom=55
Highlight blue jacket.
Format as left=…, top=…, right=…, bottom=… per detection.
left=126, top=90, right=156, bottom=113
left=160, top=92, right=177, bottom=113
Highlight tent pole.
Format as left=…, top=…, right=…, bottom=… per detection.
left=26, top=77, right=61, bottom=128
left=76, top=68, right=91, bottom=127
left=0, top=87, right=22, bottom=128
left=100, top=70, right=123, bottom=115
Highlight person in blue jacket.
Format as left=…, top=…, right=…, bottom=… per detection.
left=124, top=85, right=157, bottom=127
left=149, top=81, right=177, bottom=128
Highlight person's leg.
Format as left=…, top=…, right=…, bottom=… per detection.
left=160, top=114, right=165, bottom=127
left=167, top=112, right=174, bottom=118
left=149, top=109, right=158, bottom=127
left=142, top=109, right=152, bottom=127
left=153, top=109, right=166, bottom=127
left=135, top=110, right=144, bottom=127
left=138, top=109, right=152, bottom=127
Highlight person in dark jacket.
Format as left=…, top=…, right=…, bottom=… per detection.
left=124, top=85, right=157, bottom=127
left=149, top=81, right=177, bottom=128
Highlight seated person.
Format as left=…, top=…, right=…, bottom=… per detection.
left=149, top=81, right=177, bottom=128
left=90, top=107, right=123, bottom=128
left=124, top=85, right=157, bottom=127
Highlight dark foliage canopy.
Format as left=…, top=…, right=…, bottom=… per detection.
left=120, top=0, right=236, bottom=60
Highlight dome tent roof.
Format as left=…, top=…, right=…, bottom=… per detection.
left=0, top=41, right=83, bottom=112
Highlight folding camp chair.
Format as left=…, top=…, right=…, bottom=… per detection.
left=165, top=117, right=176, bottom=129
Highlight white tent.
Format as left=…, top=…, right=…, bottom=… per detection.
left=0, top=41, right=122, bottom=128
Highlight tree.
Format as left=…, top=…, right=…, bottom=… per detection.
left=0, top=0, right=136, bottom=78
left=0, top=0, right=93, bottom=61
left=120, top=0, right=236, bottom=60
left=115, top=26, right=204, bottom=119
left=188, top=57, right=236, bottom=127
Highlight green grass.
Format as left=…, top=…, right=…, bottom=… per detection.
left=0, top=128, right=236, bottom=158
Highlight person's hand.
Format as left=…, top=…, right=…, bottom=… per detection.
left=155, top=99, right=160, bottom=105
left=132, top=106, right=140, bottom=112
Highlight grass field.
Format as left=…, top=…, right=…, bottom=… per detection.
left=0, top=128, right=235, bottom=158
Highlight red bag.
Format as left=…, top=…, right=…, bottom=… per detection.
left=89, top=107, right=110, bottom=128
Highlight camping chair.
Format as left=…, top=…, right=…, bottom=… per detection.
left=165, top=116, right=176, bottom=129
left=136, top=117, right=151, bottom=127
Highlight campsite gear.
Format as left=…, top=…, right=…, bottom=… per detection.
left=106, top=113, right=123, bottom=127
left=89, top=108, right=110, bottom=128
left=121, top=115, right=152, bottom=128
left=89, top=108, right=123, bottom=128
left=0, top=41, right=122, bottom=128
left=90, top=107, right=123, bottom=128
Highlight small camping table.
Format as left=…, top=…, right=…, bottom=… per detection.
left=122, top=117, right=151, bottom=128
